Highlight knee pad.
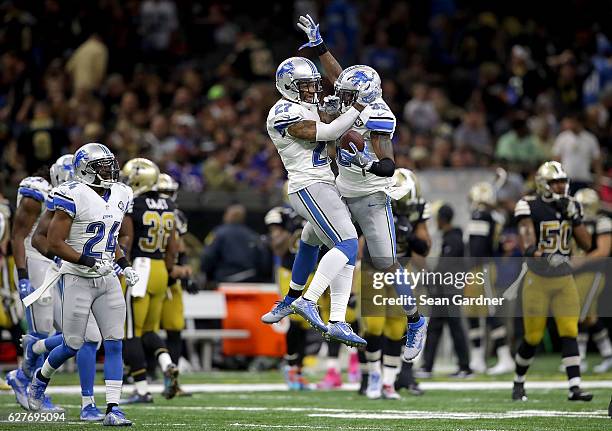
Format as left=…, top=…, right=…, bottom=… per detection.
left=64, top=334, right=85, bottom=350
left=556, top=316, right=578, bottom=339
left=364, top=316, right=384, bottom=337
left=383, top=317, right=406, bottom=341
left=523, top=330, right=543, bottom=347
left=335, top=238, right=358, bottom=265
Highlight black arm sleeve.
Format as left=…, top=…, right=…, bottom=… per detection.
left=367, top=158, right=395, bottom=177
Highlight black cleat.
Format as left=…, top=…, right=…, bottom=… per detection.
left=568, top=388, right=593, bottom=402
left=358, top=373, right=368, bottom=395
left=394, top=364, right=423, bottom=395
left=512, top=382, right=528, bottom=401
left=162, top=364, right=180, bottom=400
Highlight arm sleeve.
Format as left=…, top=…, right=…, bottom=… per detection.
left=315, top=107, right=360, bottom=141
left=367, top=158, right=395, bottom=177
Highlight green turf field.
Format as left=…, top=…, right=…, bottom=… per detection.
left=0, top=355, right=610, bottom=430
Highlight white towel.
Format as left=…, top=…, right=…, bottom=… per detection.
left=130, top=257, right=151, bottom=298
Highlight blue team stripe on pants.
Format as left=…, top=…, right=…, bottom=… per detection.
left=385, top=196, right=396, bottom=259
left=297, top=189, right=341, bottom=244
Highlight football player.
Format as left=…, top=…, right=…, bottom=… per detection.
left=296, top=14, right=428, bottom=387
left=0, top=200, right=13, bottom=392
left=158, top=173, right=197, bottom=396
left=512, top=161, right=593, bottom=402
left=118, top=159, right=184, bottom=403
left=391, top=169, right=431, bottom=396
left=6, top=168, right=64, bottom=412
left=262, top=55, right=370, bottom=347
left=465, top=182, right=514, bottom=375
left=27, top=143, right=138, bottom=426
left=572, top=188, right=611, bottom=373
left=26, top=154, right=107, bottom=421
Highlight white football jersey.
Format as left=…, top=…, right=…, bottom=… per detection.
left=16, top=176, right=52, bottom=260
left=53, top=181, right=133, bottom=277
left=335, top=97, right=397, bottom=198
left=267, top=99, right=335, bottom=194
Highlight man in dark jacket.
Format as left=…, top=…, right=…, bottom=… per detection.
left=200, top=204, right=266, bottom=282
left=416, top=204, right=472, bottom=378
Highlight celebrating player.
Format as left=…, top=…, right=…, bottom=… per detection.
left=512, top=161, right=592, bottom=402
left=262, top=55, right=370, bottom=347
left=119, top=159, right=183, bottom=403
left=26, top=143, right=137, bottom=426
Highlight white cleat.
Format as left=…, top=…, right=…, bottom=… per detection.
left=487, top=357, right=515, bottom=375
left=381, top=384, right=401, bottom=400
left=470, top=352, right=487, bottom=374
left=593, top=357, right=612, bottom=373
left=403, top=316, right=427, bottom=361
left=366, top=372, right=382, bottom=400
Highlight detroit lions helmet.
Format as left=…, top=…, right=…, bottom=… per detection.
left=335, top=65, right=382, bottom=112
left=50, top=154, right=74, bottom=187
left=121, top=158, right=160, bottom=196
left=535, top=161, right=569, bottom=201
left=73, top=143, right=120, bottom=189
left=275, top=57, right=322, bottom=104
left=156, top=173, right=179, bottom=201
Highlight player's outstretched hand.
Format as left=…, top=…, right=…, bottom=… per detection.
left=320, top=95, right=340, bottom=115
left=92, top=260, right=115, bottom=277
left=123, top=267, right=139, bottom=287
left=346, top=142, right=373, bottom=171
left=297, top=14, right=323, bottom=50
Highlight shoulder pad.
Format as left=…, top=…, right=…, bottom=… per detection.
left=596, top=216, right=612, bottom=235
left=18, top=176, right=51, bottom=202
left=270, top=102, right=305, bottom=133
left=53, top=184, right=77, bottom=218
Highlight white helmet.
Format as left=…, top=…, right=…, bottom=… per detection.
left=50, top=154, right=74, bottom=187
left=275, top=57, right=322, bottom=104
left=535, top=161, right=569, bottom=201
left=468, top=182, right=496, bottom=208
left=335, top=65, right=382, bottom=111
left=73, top=143, right=120, bottom=189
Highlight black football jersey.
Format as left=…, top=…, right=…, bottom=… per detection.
left=128, top=191, right=176, bottom=259
left=583, top=214, right=612, bottom=254
left=468, top=207, right=496, bottom=258
left=396, top=198, right=431, bottom=257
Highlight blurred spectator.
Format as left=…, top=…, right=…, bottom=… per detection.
left=495, top=113, right=545, bottom=171
left=453, top=108, right=492, bottom=159
left=65, top=32, right=108, bottom=94
left=552, top=113, right=602, bottom=193
left=203, top=146, right=237, bottom=191
left=139, top=0, right=178, bottom=54
left=200, top=204, right=266, bottom=282
left=361, top=30, right=399, bottom=75
left=403, top=83, right=439, bottom=134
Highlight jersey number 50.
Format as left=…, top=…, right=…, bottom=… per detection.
left=538, top=220, right=571, bottom=254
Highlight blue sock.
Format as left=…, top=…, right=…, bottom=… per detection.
left=393, top=273, right=417, bottom=315
left=48, top=342, right=77, bottom=370
left=103, top=340, right=123, bottom=381
left=77, top=341, right=97, bottom=397
left=44, top=334, right=63, bottom=352
left=290, top=240, right=319, bottom=287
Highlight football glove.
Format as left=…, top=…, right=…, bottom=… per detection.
left=546, top=253, right=569, bottom=268
left=182, top=278, right=199, bottom=295
left=17, top=278, right=34, bottom=300
left=559, top=198, right=582, bottom=224
left=123, top=267, right=139, bottom=287
left=297, top=14, right=323, bottom=50
left=345, top=142, right=373, bottom=173
left=320, top=95, right=341, bottom=115
left=91, top=260, right=115, bottom=277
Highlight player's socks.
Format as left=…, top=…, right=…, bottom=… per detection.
left=561, top=337, right=582, bottom=391
left=514, top=340, right=536, bottom=384
left=365, top=335, right=382, bottom=375
left=382, top=337, right=402, bottom=387
left=166, top=330, right=183, bottom=364
left=142, top=332, right=174, bottom=371
left=304, top=240, right=357, bottom=303
left=36, top=334, right=62, bottom=354
left=77, top=341, right=97, bottom=406
left=329, top=264, right=354, bottom=321
left=103, top=340, right=123, bottom=409
left=158, top=351, right=173, bottom=372
left=45, top=342, right=78, bottom=378
left=290, top=240, right=320, bottom=289
left=392, top=268, right=417, bottom=316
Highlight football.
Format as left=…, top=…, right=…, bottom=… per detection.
left=339, top=130, right=365, bottom=152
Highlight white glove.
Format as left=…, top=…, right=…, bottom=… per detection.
left=91, top=260, right=115, bottom=277
left=123, top=266, right=139, bottom=287
left=356, top=83, right=376, bottom=105
left=297, top=14, right=323, bottom=50
left=320, top=95, right=340, bottom=115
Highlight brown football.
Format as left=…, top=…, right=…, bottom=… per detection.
left=339, top=130, right=365, bottom=152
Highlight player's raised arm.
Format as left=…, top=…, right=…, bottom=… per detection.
left=297, top=14, right=343, bottom=83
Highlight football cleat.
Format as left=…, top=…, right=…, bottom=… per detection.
left=487, top=348, right=515, bottom=376
left=162, top=363, right=180, bottom=399
left=366, top=372, right=382, bottom=399
left=6, top=368, right=30, bottom=410
left=317, top=368, right=342, bottom=390
left=326, top=322, right=367, bottom=348
left=568, top=388, right=593, bottom=402
left=42, top=395, right=65, bottom=413
left=395, top=363, right=424, bottom=395
left=27, top=369, right=48, bottom=411
left=284, top=366, right=310, bottom=391
left=290, top=297, right=328, bottom=334
left=449, top=369, right=474, bottom=379
left=103, top=406, right=132, bottom=426
left=21, top=334, right=41, bottom=378
left=512, top=382, right=528, bottom=401
left=176, top=386, right=192, bottom=397
left=81, top=403, right=105, bottom=421
left=469, top=347, right=487, bottom=374
left=593, top=357, right=612, bottom=373
left=403, top=316, right=427, bottom=361
left=381, top=384, right=401, bottom=400
left=261, top=297, right=295, bottom=324
left=119, top=391, right=153, bottom=405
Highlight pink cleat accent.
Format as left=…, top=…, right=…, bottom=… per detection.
left=348, top=351, right=360, bottom=383
left=317, top=368, right=342, bottom=389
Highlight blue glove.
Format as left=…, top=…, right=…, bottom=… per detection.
left=345, top=142, right=373, bottom=173
left=18, top=278, right=34, bottom=300
left=297, top=14, right=323, bottom=50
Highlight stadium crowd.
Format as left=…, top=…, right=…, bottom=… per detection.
left=1, top=1, right=609, bottom=198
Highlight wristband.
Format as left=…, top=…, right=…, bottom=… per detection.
left=17, top=268, right=28, bottom=280
left=524, top=245, right=537, bottom=257
left=315, top=42, right=328, bottom=56
left=45, top=251, right=56, bottom=261
left=116, top=256, right=131, bottom=270
left=78, top=254, right=96, bottom=268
